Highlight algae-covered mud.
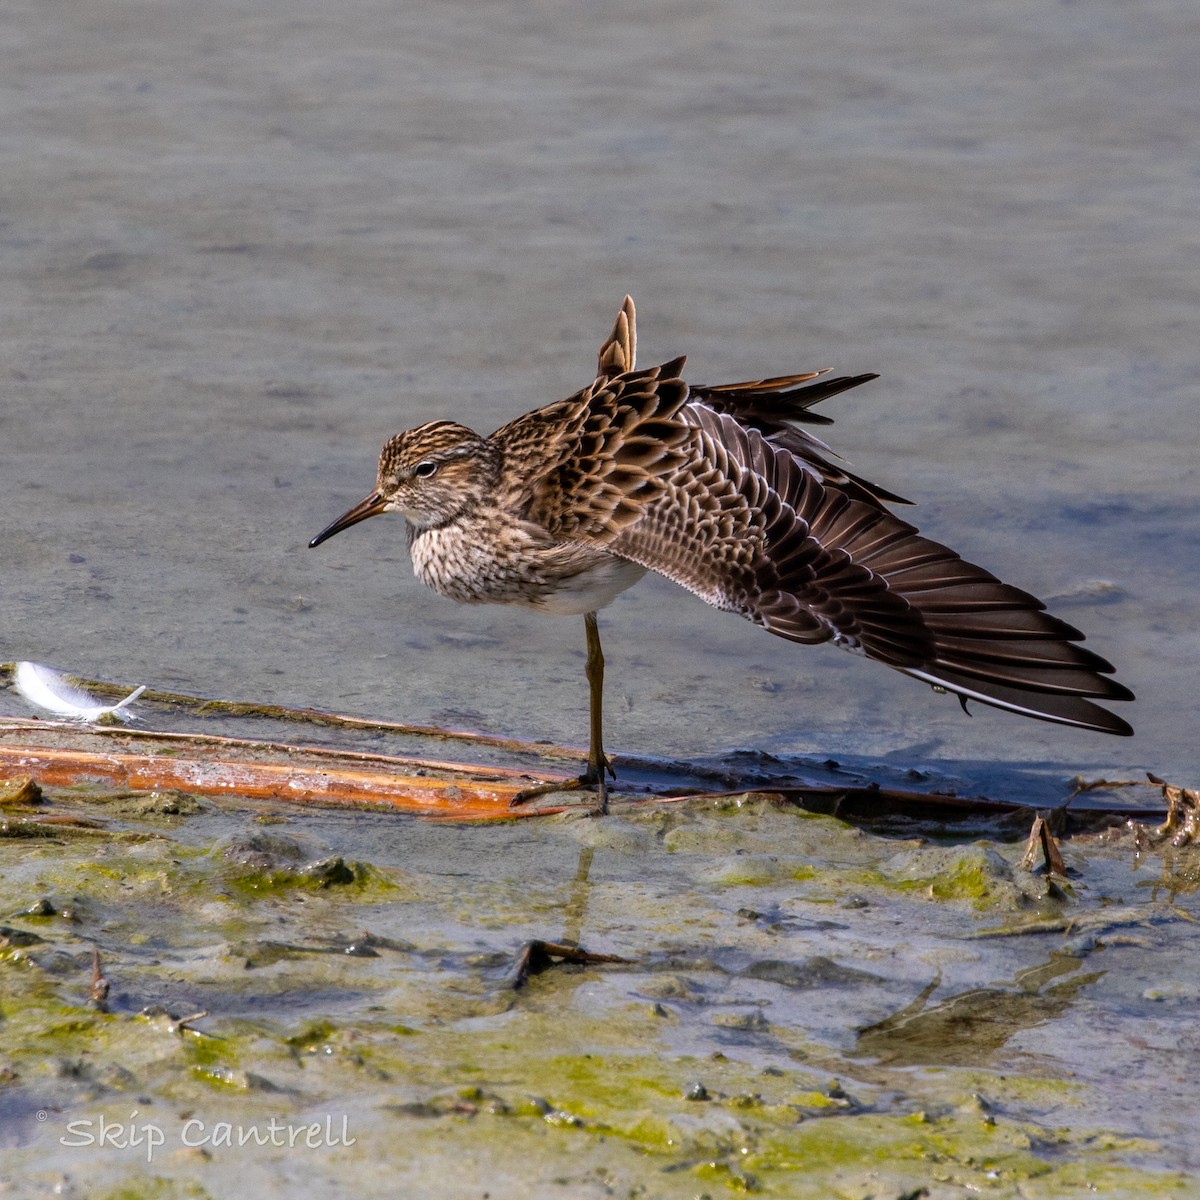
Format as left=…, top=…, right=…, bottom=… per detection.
left=3, top=786, right=1197, bottom=1198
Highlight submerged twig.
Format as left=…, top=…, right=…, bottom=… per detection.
left=507, top=939, right=629, bottom=990
left=88, top=947, right=110, bottom=1012
left=138, top=1004, right=215, bottom=1037
left=171, top=1010, right=210, bottom=1035
left=968, top=902, right=1191, bottom=940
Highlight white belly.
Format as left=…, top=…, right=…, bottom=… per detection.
left=533, top=557, right=648, bottom=615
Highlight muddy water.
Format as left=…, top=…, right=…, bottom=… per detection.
left=1, top=0, right=1198, bottom=1194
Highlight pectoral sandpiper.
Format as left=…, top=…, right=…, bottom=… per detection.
left=310, top=297, right=1133, bottom=811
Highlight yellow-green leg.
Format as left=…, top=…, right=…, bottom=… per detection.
left=508, top=610, right=614, bottom=814
left=581, top=610, right=615, bottom=813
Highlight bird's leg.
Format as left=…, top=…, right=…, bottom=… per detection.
left=580, top=610, right=615, bottom=812
left=508, top=610, right=615, bottom=814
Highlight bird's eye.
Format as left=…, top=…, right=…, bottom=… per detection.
left=413, top=461, right=438, bottom=479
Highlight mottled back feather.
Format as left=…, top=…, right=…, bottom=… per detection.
left=596, top=295, right=637, bottom=379
left=501, top=361, right=695, bottom=539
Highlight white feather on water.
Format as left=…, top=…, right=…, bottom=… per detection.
left=14, top=662, right=145, bottom=724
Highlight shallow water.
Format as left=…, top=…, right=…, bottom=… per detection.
left=1, top=0, right=1195, bottom=800
left=1, top=1, right=1198, bottom=1193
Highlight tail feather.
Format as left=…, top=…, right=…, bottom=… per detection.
left=695, top=371, right=881, bottom=428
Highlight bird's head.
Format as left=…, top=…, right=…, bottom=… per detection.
left=309, top=420, right=499, bottom=547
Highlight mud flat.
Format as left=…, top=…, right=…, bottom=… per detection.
left=2, top=772, right=1197, bottom=1198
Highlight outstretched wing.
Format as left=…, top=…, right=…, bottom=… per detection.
left=600, top=390, right=1133, bottom=736
left=506, top=300, right=1132, bottom=736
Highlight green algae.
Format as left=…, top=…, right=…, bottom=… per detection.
left=1, top=781, right=1196, bottom=1199
left=927, top=856, right=1005, bottom=903
left=97, top=1183, right=216, bottom=1200
left=309, top=1034, right=1192, bottom=1199
left=673, top=805, right=1051, bottom=914
left=220, top=855, right=399, bottom=899
left=217, top=1008, right=1182, bottom=1197
left=284, top=1021, right=339, bottom=1051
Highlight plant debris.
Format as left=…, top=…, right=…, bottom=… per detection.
left=1073, top=773, right=1200, bottom=847
left=506, top=939, right=630, bottom=989
left=1019, top=814, right=1068, bottom=876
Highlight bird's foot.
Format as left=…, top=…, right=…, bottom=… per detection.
left=509, top=759, right=613, bottom=815
left=577, top=752, right=615, bottom=812
left=579, top=750, right=613, bottom=778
